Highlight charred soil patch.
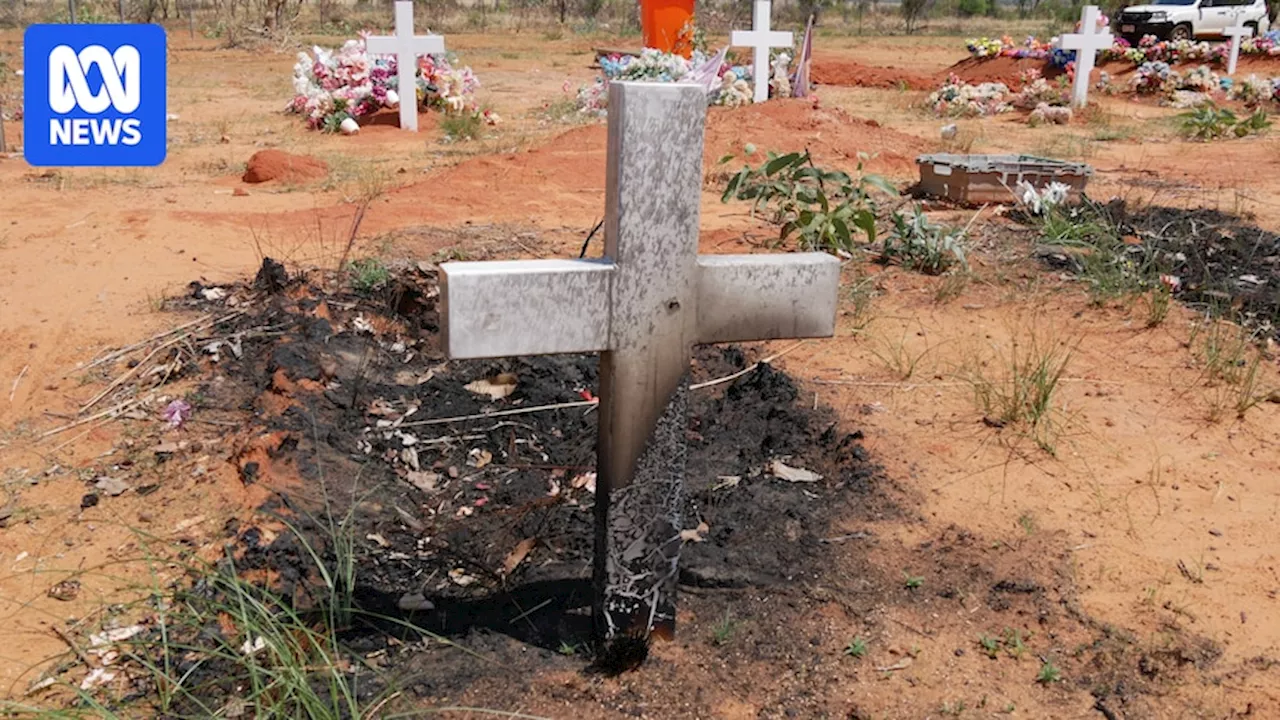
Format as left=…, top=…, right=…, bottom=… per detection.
left=24, top=261, right=1248, bottom=718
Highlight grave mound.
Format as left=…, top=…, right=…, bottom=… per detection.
left=810, top=59, right=934, bottom=90
left=241, top=149, right=329, bottom=184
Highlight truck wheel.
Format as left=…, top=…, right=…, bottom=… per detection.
left=1170, top=23, right=1193, bottom=41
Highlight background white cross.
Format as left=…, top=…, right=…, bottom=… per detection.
left=366, top=1, right=445, bottom=132
left=1059, top=5, right=1112, bottom=108
left=730, top=0, right=793, bottom=104
left=1223, top=15, right=1254, bottom=76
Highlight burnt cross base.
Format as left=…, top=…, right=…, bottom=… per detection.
left=439, top=81, right=840, bottom=655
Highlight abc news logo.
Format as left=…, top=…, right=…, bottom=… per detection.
left=48, top=44, right=144, bottom=147
left=24, top=24, right=167, bottom=167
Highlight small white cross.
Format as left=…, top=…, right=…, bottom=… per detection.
left=1223, top=15, right=1254, bottom=76
left=1059, top=5, right=1113, bottom=108
left=366, top=1, right=445, bottom=132
left=730, top=0, right=793, bottom=104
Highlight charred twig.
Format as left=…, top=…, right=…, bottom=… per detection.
left=50, top=625, right=91, bottom=668
left=578, top=218, right=604, bottom=259
left=399, top=400, right=599, bottom=428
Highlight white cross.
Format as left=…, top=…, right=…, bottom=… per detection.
left=1059, top=5, right=1113, bottom=108
left=438, top=82, right=839, bottom=650
left=730, top=0, right=793, bottom=104
left=365, top=1, right=445, bottom=132
left=1223, top=14, right=1254, bottom=76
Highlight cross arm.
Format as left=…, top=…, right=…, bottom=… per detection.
left=439, top=259, right=614, bottom=359
left=695, top=252, right=841, bottom=345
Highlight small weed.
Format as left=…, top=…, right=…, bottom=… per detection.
left=870, top=329, right=934, bottom=381
left=1195, top=321, right=1274, bottom=421
left=1002, top=702, right=1016, bottom=713
left=904, top=573, right=924, bottom=589
left=1003, top=628, right=1028, bottom=658
left=1017, top=512, right=1037, bottom=534
left=558, top=640, right=579, bottom=656
left=1145, top=286, right=1172, bottom=327
left=441, top=112, right=484, bottom=142
left=1036, top=660, right=1062, bottom=684
left=966, top=330, right=1074, bottom=454
left=845, top=636, right=869, bottom=658
left=711, top=611, right=739, bottom=646
left=348, top=257, right=389, bottom=294
left=934, top=271, right=970, bottom=304
left=882, top=205, right=968, bottom=275
left=979, top=634, right=1001, bottom=658
left=940, top=700, right=967, bottom=716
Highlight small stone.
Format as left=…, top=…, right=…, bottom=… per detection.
left=80, top=494, right=99, bottom=510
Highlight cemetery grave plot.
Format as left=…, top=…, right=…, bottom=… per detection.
left=4, top=21, right=1280, bottom=718
left=43, top=260, right=1235, bottom=718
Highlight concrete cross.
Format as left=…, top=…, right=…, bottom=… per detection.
left=439, top=82, right=839, bottom=652
left=366, top=0, right=445, bottom=132
left=1223, top=14, right=1254, bottom=76
left=731, top=0, right=794, bottom=104
left=1059, top=5, right=1113, bottom=108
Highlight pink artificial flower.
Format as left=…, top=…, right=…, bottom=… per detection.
left=163, top=399, right=192, bottom=429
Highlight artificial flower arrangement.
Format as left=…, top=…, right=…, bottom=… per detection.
left=965, top=29, right=1280, bottom=68
left=1228, top=73, right=1273, bottom=106
left=288, top=36, right=496, bottom=133
left=574, top=47, right=795, bottom=115
left=926, top=73, right=1012, bottom=117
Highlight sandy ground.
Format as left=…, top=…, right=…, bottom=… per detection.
left=1, top=26, right=1279, bottom=716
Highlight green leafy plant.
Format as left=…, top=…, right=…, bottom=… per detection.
left=1179, top=103, right=1270, bottom=141
left=1037, top=660, right=1062, bottom=683
left=1004, top=628, right=1029, bottom=659
left=721, top=150, right=898, bottom=253
left=904, top=573, right=924, bottom=589
left=348, top=257, right=389, bottom=294
left=845, top=636, right=869, bottom=658
left=711, top=611, right=739, bottom=646
left=979, top=634, right=1001, bottom=658
left=882, top=205, right=968, bottom=275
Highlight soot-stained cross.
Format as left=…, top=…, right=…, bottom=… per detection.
left=438, top=81, right=841, bottom=654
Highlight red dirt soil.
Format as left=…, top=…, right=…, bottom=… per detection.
left=941, top=54, right=1280, bottom=88
left=811, top=59, right=935, bottom=90
left=241, top=149, right=329, bottom=184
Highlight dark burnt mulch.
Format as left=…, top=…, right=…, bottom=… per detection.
left=193, top=261, right=893, bottom=653
left=1112, top=203, right=1280, bottom=328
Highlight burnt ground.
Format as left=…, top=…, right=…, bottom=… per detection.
left=45, top=259, right=1251, bottom=718
left=1030, top=200, right=1280, bottom=336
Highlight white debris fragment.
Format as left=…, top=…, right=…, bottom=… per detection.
left=89, top=625, right=145, bottom=647
left=79, top=668, right=116, bottom=691
left=240, top=636, right=267, bottom=656
left=768, top=460, right=822, bottom=483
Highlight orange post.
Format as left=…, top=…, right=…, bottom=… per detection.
left=641, top=0, right=696, bottom=57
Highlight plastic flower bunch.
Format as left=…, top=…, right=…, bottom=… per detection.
left=1013, top=75, right=1068, bottom=109
left=418, top=54, right=481, bottom=114
left=1016, top=180, right=1071, bottom=216
left=966, top=37, right=1006, bottom=58
left=926, top=74, right=1011, bottom=117
left=289, top=40, right=383, bottom=129
left=1270, top=77, right=1280, bottom=103
left=769, top=51, right=793, bottom=99
left=1130, top=61, right=1174, bottom=94
left=1178, top=64, right=1220, bottom=93
left=1228, top=73, right=1272, bottom=106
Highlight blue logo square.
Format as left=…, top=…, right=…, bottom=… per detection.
left=23, top=24, right=167, bottom=167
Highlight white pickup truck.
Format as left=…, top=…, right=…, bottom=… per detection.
left=1117, top=0, right=1271, bottom=42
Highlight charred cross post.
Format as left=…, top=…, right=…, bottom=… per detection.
left=438, top=82, right=840, bottom=654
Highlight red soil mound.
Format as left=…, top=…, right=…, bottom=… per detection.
left=944, top=56, right=1065, bottom=87
left=811, top=60, right=935, bottom=90
left=241, top=149, right=329, bottom=184
left=704, top=99, right=928, bottom=178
